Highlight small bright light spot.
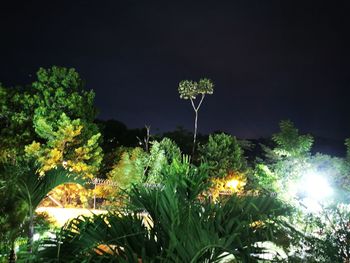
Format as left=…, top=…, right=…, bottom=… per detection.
left=33, top=233, right=40, bottom=242
left=226, top=179, right=239, bottom=190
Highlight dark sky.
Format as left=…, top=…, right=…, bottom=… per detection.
left=1, top=0, right=349, bottom=140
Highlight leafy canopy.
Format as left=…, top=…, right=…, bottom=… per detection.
left=25, top=113, right=103, bottom=178
left=199, top=133, right=247, bottom=178
left=0, top=66, right=100, bottom=164
left=32, top=66, right=96, bottom=124
left=178, top=78, right=214, bottom=99
left=272, top=120, right=314, bottom=158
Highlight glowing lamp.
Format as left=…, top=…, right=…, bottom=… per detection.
left=226, top=179, right=239, bottom=190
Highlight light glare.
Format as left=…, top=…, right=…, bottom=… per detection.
left=300, top=172, right=333, bottom=201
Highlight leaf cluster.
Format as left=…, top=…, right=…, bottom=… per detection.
left=178, top=78, right=214, bottom=100
left=199, top=133, right=247, bottom=178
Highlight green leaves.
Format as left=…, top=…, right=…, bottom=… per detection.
left=32, top=66, right=96, bottom=124
left=0, top=164, right=28, bottom=246
left=272, top=120, right=314, bottom=158
left=178, top=78, right=214, bottom=100
left=0, top=161, right=85, bottom=258
left=26, top=113, right=103, bottom=178
left=0, top=66, right=101, bottom=166
left=199, top=133, right=247, bottom=178
left=35, top=159, right=294, bottom=262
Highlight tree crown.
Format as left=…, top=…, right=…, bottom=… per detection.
left=178, top=78, right=214, bottom=100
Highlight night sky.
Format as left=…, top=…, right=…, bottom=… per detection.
left=1, top=1, right=349, bottom=140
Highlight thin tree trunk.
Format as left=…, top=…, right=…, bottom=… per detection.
left=190, top=94, right=205, bottom=156
left=144, top=125, right=151, bottom=153
left=192, top=110, right=198, bottom=156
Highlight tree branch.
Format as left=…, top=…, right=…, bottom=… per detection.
left=190, top=98, right=197, bottom=112
left=196, top=94, right=205, bottom=111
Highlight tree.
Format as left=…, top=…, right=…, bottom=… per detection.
left=254, top=120, right=315, bottom=204
left=0, top=161, right=84, bottom=259
left=199, top=133, right=247, bottom=178
left=105, top=147, right=147, bottom=201
left=31, top=66, right=96, bottom=125
left=29, top=67, right=102, bottom=175
left=13, top=67, right=104, bottom=207
left=25, top=113, right=102, bottom=178
left=105, top=139, right=180, bottom=196
left=1, top=66, right=99, bottom=163
left=272, top=120, right=314, bottom=158
left=18, top=163, right=85, bottom=252
left=308, top=153, right=350, bottom=203
left=178, top=78, right=214, bottom=155
left=158, top=137, right=181, bottom=164
left=0, top=84, right=37, bottom=162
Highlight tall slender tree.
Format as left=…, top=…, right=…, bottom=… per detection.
left=178, top=78, right=214, bottom=155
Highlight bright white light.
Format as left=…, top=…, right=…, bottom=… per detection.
left=300, top=172, right=333, bottom=201
left=302, top=197, right=322, bottom=213
left=226, top=179, right=239, bottom=190
left=296, top=172, right=333, bottom=212
left=33, top=233, right=40, bottom=242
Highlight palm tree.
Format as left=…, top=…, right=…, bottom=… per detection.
left=0, top=161, right=84, bottom=261
left=35, top=158, right=296, bottom=262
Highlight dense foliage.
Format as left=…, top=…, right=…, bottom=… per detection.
left=34, top=159, right=296, bottom=262
left=1, top=68, right=349, bottom=262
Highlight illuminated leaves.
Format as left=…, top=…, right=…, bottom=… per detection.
left=199, top=133, right=247, bottom=178
left=25, top=113, right=102, bottom=178
left=103, top=147, right=145, bottom=202
left=210, top=171, right=247, bottom=200
left=272, top=120, right=314, bottom=158
left=178, top=78, right=214, bottom=100
left=42, top=184, right=91, bottom=208
left=32, top=66, right=96, bottom=124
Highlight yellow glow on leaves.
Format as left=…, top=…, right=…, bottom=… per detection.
left=211, top=171, right=247, bottom=200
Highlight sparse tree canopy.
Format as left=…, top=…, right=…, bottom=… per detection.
left=178, top=78, right=214, bottom=155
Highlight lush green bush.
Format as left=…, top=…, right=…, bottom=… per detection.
left=34, top=158, right=296, bottom=262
